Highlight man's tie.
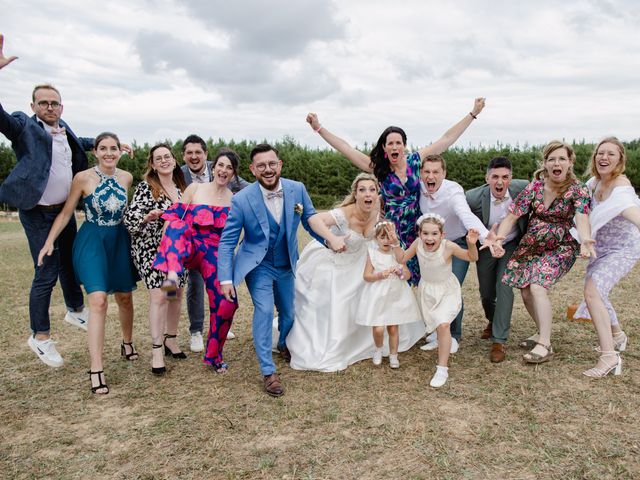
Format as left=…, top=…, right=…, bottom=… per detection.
left=493, top=198, right=504, bottom=205
left=266, top=190, right=283, bottom=200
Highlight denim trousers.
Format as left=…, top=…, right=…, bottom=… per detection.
left=186, top=268, right=205, bottom=334
left=19, top=207, right=84, bottom=334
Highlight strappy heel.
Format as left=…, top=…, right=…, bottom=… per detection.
left=151, top=343, right=166, bottom=375
left=583, top=350, right=621, bottom=378
left=120, top=341, right=139, bottom=361
left=612, top=331, right=628, bottom=352
left=523, top=343, right=554, bottom=364
left=88, top=370, right=109, bottom=394
left=164, top=334, right=187, bottom=359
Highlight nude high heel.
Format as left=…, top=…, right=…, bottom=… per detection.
left=582, top=350, right=621, bottom=378
left=612, top=331, right=628, bottom=352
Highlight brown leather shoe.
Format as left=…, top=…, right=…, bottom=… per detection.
left=264, top=373, right=284, bottom=397
left=481, top=322, right=492, bottom=340
left=278, top=346, right=291, bottom=362
left=490, top=343, right=506, bottom=363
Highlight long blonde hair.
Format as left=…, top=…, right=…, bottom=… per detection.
left=587, top=137, right=626, bottom=180
left=337, top=172, right=380, bottom=207
left=533, top=140, right=578, bottom=196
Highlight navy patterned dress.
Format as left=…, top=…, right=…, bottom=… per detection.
left=72, top=167, right=137, bottom=294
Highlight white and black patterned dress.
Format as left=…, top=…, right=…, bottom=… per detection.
left=123, top=181, right=186, bottom=289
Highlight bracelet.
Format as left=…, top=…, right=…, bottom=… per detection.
left=391, top=244, right=401, bottom=248
left=469, top=112, right=478, bottom=120
left=314, top=124, right=323, bottom=133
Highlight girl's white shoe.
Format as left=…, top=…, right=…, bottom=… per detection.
left=429, top=366, right=449, bottom=388
left=372, top=348, right=382, bottom=366
left=389, top=354, right=400, bottom=369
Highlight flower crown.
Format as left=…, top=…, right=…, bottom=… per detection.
left=417, top=212, right=445, bottom=228
left=374, top=220, right=394, bottom=229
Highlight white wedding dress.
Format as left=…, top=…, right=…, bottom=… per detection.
left=285, top=208, right=426, bottom=372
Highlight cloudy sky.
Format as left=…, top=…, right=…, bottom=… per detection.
left=1, top=0, right=639, bottom=151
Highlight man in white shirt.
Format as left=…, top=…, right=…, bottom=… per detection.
left=0, top=37, right=93, bottom=368
left=419, top=154, right=491, bottom=352
left=466, top=157, right=528, bottom=362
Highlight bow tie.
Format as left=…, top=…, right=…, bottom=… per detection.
left=51, top=127, right=66, bottom=136
left=266, top=189, right=283, bottom=200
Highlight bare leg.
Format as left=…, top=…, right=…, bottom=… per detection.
left=164, top=288, right=184, bottom=353
left=114, top=292, right=136, bottom=359
left=527, top=284, right=552, bottom=357
left=520, top=286, right=540, bottom=342
left=149, top=288, right=167, bottom=370
left=387, top=325, right=399, bottom=355
left=87, top=291, right=108, bottom=393
left=436, top=323, right=451, bottom=367
left=584, top=278, right=618, bottom=370
left=372, top=326, right=384, bottom=349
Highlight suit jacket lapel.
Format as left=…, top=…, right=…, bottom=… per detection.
left=481, top=186, right=491, bottom=226
left=282, top=179, right=294, bottom=238
left=248, top=183, right=270, bottom=240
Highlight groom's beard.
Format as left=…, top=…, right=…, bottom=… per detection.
left=256, top=172, right=281, bottom=191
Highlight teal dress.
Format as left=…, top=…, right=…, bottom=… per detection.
left=72, top=167, right=137, bottom=294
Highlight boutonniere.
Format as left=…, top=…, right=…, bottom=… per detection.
left=294, top=203, right=303, bottom=215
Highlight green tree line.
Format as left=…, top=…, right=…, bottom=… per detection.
left=1, top=137, right=639, bottom=210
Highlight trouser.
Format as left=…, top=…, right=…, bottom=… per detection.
left=450, top=236, right=469, bottom=341
left=19, top=206, right=84, bottom=334
left=186, top=268, right=205, bottom=334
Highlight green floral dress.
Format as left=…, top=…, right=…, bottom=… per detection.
left=502, top=179, right=590, bottom=289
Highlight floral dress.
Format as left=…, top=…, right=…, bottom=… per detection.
left=123, top=181, right=186, bottom=289
left=502, top=179, right=590, bottom=289
left=380, top=151, right=422, bottom=283
left=153, top=203, right=238, bottom=368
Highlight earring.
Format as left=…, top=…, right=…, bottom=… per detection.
left=384, top=152, right=388, bottom=159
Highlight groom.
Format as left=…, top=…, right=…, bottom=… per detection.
left=219, top=143, right=319, bottom=397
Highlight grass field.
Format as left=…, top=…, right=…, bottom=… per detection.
left=1, top=218, right=639, bottom=479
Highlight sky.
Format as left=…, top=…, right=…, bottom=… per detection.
left=1, top=0, right=639, bottom=151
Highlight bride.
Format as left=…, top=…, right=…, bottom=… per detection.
left=285, top=172, right=426, bottom=372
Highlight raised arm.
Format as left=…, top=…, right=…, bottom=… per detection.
left=306, top=113, right=373, bottom=172
left=418, top=97, right=485, bottom=159
left=0, top=34, right=18, bottom=70
left=37, top=174, right=86, bottom=265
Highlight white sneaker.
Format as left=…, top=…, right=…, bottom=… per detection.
left=426, top=331, right=437, bottom=342
left=28, top=336, right=64, bottom=367
left=389, top=354, right=400, bottom=369
left=450, top=338, right=459, bottom=354
left=372, top=348, right=382, bottom=366
left=420, top=340, right=439, bottom=351
left=429, top=366, right=449, bottom=388
left=227, top=330, right=236, bottom=340
left=64, top=308, right=88, bottom=331
left=189, top=332, right=204, bottom=352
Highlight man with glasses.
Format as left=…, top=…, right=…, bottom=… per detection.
left=219, top=143, right=328, bottom=397
left=179, top=134, right=250, bottom=352
left=0, top=35, right=96, bottom=367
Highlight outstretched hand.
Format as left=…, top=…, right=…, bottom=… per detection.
left=472, top=97, right=486, bottom=116
left=306, top=113, right=321, bottom=131
left=579, top=238, right=597, bottom=259
left=0, top=34, right=19, bottom=70
left=479, top=223, right=498, bottom=253
left=466, top=228, right=480, bottom=244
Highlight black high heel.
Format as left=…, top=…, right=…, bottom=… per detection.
left=88, top=370, right=109, bottom=394
left=121, top=341, right=139, bottom=361
left=163, top=334, right=187, bottom=359
left=151, top=344, right=166, bottom=375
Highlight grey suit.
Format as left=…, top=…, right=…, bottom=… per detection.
left=466, top=180, right=528, bottom=343
left=180, top=162, right=250, bottom=334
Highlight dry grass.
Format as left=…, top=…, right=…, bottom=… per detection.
left=1, top=219, right=639, bottom=479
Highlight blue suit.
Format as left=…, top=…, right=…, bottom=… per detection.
left=218, top=178, right=317, bottom=376
left=0, top=102, right=93, bottom=334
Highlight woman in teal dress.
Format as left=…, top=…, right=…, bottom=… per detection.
left=38, top=132, right=137, bottom=394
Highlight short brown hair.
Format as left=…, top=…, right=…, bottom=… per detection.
left=421, top=154, right=447, bottom=172
left=32, top=84, right=61, bottom=102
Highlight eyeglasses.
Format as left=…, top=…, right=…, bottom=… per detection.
left=153, top=154, right=174, bottom=163
left=36, top=101, right=61, bottom=109
left=254, top=161, right=279, bottom=172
